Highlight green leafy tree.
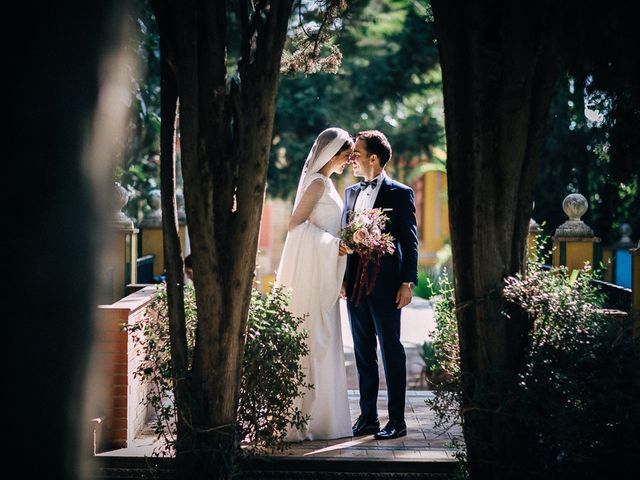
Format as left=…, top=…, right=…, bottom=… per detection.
left=534, top=1, right=640, bottom=246
left=268, top=0, right=444, bottom=199
left=117, top=0, right=162, bottom=223
left=536, top=75, right=640, bottom=246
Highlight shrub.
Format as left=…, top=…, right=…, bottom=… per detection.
left=425, top=260, right=640, bottom=478
left=238, top=286, right=312, bottom=452
left=423, top=272, right=465, bottom=473
left=504, top=262, right=640, bottom=477
left=415, top=265, right=452, bottom=300
left=127, top=283, right=312, bottom=456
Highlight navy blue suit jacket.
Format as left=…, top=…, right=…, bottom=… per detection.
left=342, top=176, right=419, bottom=302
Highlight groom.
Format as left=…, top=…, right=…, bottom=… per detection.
left=342, top=130, right=419, bottom=440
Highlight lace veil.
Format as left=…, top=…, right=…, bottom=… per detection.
left=292, top=127, right=352, bottom=211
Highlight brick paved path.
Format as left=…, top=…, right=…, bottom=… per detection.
left=273, top=389, right=460, bottom=461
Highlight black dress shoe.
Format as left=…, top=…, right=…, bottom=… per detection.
left=373, top=420, right=407, bottom=440
left=352, top=415, right=380, bottom=437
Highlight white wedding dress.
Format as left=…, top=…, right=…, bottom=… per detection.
left=276, top=172, right=352, bottom=441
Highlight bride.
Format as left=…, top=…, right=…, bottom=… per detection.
left=275, top=127, right=354, bottom=441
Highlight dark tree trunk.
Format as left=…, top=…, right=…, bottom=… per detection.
left=151, top=1, right=294, bottom=478
left=431, top=1, right=560, bottom=477
left=10, top=1, right=127, bottom=478
left=158, top=34, right=190, bottom=457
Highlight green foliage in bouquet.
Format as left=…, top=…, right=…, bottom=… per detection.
left=127, top=283, right=312, bottom=456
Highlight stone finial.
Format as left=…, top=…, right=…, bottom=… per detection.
left=148, top=189, right=162, bottom=214
left=554, top=193, right=594, bottom=237
left=112, top=183, right=134, bottom=230
left=177, top=190, right=187, bottom=224
left=620, top=223, right=632, bottom=242
left=529, top=201, right=541, bottom=233
left=529, top=217, right=541, bottom=232
left=615, top=223, right=634, bottom=249
left=141, top=189, right=163, bottom=227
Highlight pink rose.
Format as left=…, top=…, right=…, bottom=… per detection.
left=353, top=228, right=368, bottom=244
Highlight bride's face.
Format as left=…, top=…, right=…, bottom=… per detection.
left=332, top=148, right=352, bottom=174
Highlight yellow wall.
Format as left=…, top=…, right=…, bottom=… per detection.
left=140, top=225, right=187, bottom=276
left=552, top=238, right=601, bottom=273
left=103, top=229, right=138, bottom=303
left=420, top=169, right=449, bottom=267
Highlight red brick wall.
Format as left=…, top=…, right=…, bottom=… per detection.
left=93, top=286, right=157, bottom=449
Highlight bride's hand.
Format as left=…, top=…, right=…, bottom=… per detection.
left=338, top=241, right=351, bottom=256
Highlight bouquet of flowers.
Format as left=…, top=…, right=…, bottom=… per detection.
left=340, top=208, right=395, bottom=305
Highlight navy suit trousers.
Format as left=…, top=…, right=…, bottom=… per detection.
left=347, top=294, right=406, bottom=422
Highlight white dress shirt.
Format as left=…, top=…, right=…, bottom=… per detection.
left=354, top=171, right=386, bottom=211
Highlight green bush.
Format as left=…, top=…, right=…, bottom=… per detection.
left=414, top=265, right=452, bottom=300
left=127, top=283, right=312, bottom=456
left=504, top=263, right=640, bottom=478
left=425, top=261, right=640, bottom=478
left=423, top=273, right=465, bottom=474
left=238, top=286, right=312, bottom=452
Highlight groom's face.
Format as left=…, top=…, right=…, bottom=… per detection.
left=350, top=138, right=371, bottom=178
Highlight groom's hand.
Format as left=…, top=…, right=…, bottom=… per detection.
left=395, top=284, right=412, bottom=309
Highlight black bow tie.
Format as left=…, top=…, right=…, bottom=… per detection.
left=359, top=179, right=378, bottom=189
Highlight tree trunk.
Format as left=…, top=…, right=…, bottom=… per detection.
left=431, top=1, right=559, bottom=477
left=151, top=1, right=294, bottom=478
left=11, top=2, right=127, bottom=478
left=158, top=34, right=191, bottom=457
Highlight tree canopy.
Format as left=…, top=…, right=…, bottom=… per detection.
left=269, top=0, right=445, bottom=198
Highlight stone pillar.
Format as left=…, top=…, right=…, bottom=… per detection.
left=104, top=183, right=138, bottom=303
left=551, top=193, right=601, bottom=273
left=612, top=224, right=635, bottom=288
left=139, top=189, right=187, bottom=277
left=527, top=202, right=541, bottom=261
left=602, top=245, right=615, bottom=283
left=631, top=240, right=640, bottom=337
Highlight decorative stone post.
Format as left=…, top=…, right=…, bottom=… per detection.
left=527, top=202, right=541, bottom=261
left=631, top=240, right=640, bottom=337
left=551, top=193, right=601, bottom=273
left=104, top=183, right=138, bottom=302
left=612, top=224, right=635, bottom=288
left=602, top=223, right=634, bottom=285
left=139, top=189, right=187, bottom=277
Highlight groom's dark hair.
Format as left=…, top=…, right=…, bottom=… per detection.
left=357, top=130, right=392, bottom=167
